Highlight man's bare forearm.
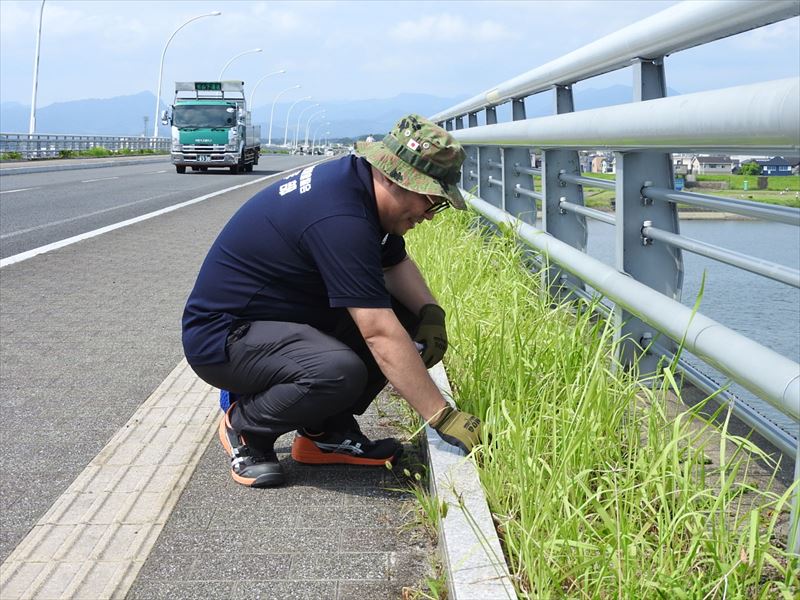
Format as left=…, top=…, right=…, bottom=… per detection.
left=347, top=306, right=447, bottom=421
left=384, top=256, right=437, bottom=315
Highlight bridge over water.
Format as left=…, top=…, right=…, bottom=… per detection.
left=0, top=1, right=798, bottom=598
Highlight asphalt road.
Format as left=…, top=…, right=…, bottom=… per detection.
left=0, top=155, right=314, bottom=259
left=0, top=154, right=320, bottom=563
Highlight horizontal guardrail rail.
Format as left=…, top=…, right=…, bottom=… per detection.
left=641, top=223, right=800, bottom=288
left=0, top=133, right=170, bottom=159
left=430, top=0, right=800, bottom=553
left=447, top=78, right=799, bottom=154
left=642, top=185, right=800, bottom=225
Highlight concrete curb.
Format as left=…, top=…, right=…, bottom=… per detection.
left=0, top=360, right=218, bottom=600
left=0, top=156, right=169, bottom=176
left=426, top=364, right=516, bottom=599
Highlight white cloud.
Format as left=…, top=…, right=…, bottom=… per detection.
left=389, top=14, right=516, bottom=44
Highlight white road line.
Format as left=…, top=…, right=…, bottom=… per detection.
left=144, top=170, right=168, bottom=174
left=0, top=177, right=269, bottom=268
left=0, top=162, right=321, bottom=269
left=0, top=190, right=185, bottom=240
left=80, top=176, right=120, bottom=183
left=0, top=188, right=34, bottom=194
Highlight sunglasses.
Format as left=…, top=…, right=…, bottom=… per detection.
left=424, top=194, right=450, bottom=215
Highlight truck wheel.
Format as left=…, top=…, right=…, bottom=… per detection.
left=176, top=165, right=186, bottom=174
left=245, top=164, right=253, bottom=172
left=230, top=165, right=240, bottom=174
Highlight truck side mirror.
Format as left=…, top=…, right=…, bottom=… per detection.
left=160, top=109, right=170, bottom=125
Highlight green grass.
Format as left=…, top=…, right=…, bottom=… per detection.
left=697, top=174, right=799, bottom=192
left=1, top=148, right=166, bottom=161
left=406, top=210, right=798, bottom=598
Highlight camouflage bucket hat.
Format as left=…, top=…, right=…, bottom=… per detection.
left=354, top=114, right=467, bottom=209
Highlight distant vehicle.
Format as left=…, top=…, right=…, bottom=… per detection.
left=163, top=81, right=261, bottom=174
left=324, top=149, right=334, bottom=156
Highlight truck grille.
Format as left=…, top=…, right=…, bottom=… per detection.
left=182, top=144, right=226, bottom=152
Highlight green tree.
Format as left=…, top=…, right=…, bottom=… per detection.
left=739, top=161, right=761, bottom=176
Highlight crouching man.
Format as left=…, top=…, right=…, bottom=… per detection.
left=182, top=114, right=482, bottom=488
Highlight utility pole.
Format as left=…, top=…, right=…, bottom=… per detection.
left=143, top=116, right=149, bottom=138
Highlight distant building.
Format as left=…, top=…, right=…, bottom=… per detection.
left=587, top=152, right=614, bottom=174
left=690, top=155, right=733, bottom=174
left=673, top=154, right=691, bottom=176
left=756, top=156, right=793, bottom=176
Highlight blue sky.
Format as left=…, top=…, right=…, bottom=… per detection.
left=1, top=0, right=798, bottom=109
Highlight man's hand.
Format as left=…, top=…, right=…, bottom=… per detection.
left=414, top=304, right=447, bottom=368
left=430, top=406, right=482, bottom=453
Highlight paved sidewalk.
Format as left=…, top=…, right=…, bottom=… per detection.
left=126, top=389, right=435, bottom=600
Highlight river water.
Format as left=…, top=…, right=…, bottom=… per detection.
left=583, top=218, right=799, bottom=439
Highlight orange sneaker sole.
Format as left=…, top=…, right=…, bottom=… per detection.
left=218, top=405, right=236, bottom=457
left=290, top=435, right=399, bottom=466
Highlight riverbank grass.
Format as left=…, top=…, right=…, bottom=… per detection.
left=407, top=210, right=797, bottom=598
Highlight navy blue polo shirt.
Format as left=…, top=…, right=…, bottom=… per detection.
left=182, top=156, right=407, bottom=365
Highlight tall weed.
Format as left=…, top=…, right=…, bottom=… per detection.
left=407, top=210, right=797, bottom=598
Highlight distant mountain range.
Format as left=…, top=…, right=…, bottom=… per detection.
left=0, top=85, right=678, bottom=140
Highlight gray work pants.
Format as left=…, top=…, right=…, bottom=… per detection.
left=190, top=302, right=418, bottom=454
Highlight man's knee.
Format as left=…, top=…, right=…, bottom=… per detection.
left=311, top=347, right=368, bottom=400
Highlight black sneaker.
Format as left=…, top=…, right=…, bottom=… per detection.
left=219, top=403, right=284, bottom=487
left=230, top=446, right=285, bottom=488
left=290, top=428, right=402, bottom=466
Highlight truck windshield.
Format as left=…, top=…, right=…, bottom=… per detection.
left=173, top=105, right=236, bottom=128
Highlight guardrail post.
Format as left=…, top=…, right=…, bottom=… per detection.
left=542, top=85, right=586, bottom=297
left=614, top=57, right=682, bottom=375
left=478, top=108, right=503, bottom=209
left=461, top=113, right=479, bottom=193
left=634, top=57, right=667, bottom=101
left=503, top=98, right=536, bottom=224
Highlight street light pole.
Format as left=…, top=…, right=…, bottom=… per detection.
left=153, top=10, right=221, bottom=138
left=248, top=69, right=286, bottom=106
left=268, top=85, right=301, bottom=146
left=311, top=122, right=329, bottom=154
left=283, top=96, right=311, bottom=146
left=250, top=70, right=285, bottom=138
left=28, top=0, right=46, bottom=135
left=294, top=103, right=319, bottom=149
left=305, top=110, right=326, bottom=148
left=218, top=48, right=262, bottom=80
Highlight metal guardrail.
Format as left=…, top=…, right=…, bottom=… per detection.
left=0, top=133, right=170, bottom=159
left=431, top=0, right=800, bottom=553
